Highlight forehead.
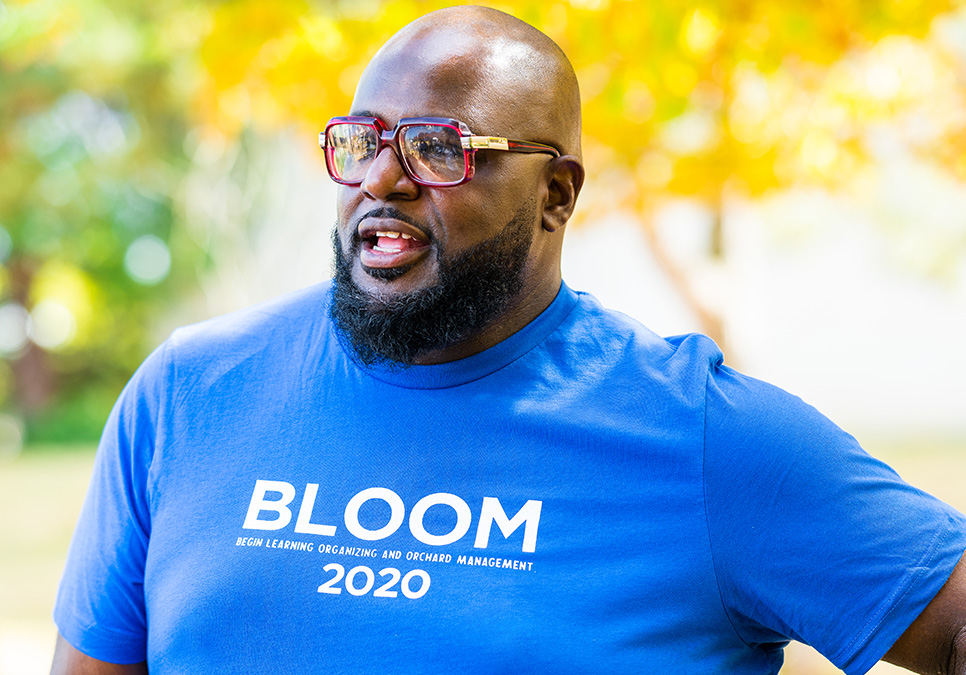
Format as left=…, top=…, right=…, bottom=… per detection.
left=350, top=36, right=521, bottom=134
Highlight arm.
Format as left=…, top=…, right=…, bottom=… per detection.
left=52, top=346, right=170, bottom=669
left=704, top=364, right=966, bottom=670
left=51, top=633, right=147, bottom=675
left=884, top=551, right=966, bottom=675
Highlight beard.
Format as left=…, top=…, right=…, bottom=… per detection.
left=330, top=199, right=535, bottom=367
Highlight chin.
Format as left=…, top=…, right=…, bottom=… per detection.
left=354, top=259, right=444, bottom=300
left=360, top=263, right=413, bottom=283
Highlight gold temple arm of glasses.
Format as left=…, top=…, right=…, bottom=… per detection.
left=462, top=136, right=510, bottom=150
left=461, top=136, right=560, bottom=156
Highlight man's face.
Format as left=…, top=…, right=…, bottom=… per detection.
left=331, top=41, right=555, bottom=364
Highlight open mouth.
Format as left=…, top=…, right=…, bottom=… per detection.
left=370, top=230, right=423, bottom=253
left=358, top=220, right=431, bottom=270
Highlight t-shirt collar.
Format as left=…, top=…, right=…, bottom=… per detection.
left=331, top=282, right=578, bottom=389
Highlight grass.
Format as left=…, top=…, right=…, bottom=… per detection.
left=0, top=444, right=96, bottom=675
left=1, top=439, right=963, bottom=674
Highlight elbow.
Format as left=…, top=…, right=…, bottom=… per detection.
left=949, top=625, right=966, bottom=675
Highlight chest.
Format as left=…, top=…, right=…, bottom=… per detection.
left=140, top=380, right=758, bottom=673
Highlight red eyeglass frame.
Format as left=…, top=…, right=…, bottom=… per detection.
left=319, top=116, right=561, bottom=187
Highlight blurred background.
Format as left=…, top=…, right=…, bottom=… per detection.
left=1, top=0, right=965, bottom=672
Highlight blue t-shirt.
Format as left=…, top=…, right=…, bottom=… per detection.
left=54, top=282, right=966, bottom=674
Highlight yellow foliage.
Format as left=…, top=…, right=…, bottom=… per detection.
left=193, top=0, right=966, bottom=205
left=682, top=7, right=722, bottom=56
left=28, top=260, right=104, bottom=351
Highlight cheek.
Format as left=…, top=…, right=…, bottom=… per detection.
left=335, top=187, right=357, bottom=224
left=434, top=196, right=533, bottom=253
left=429, top=194, right=500, bottom=249
left=459, top=169, right=541, bottom=227
left=475, top=154, right=546, bottom=203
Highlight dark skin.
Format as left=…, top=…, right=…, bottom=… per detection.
left=49, top=643, right=146, bottom=675
left=885, top=552, right=966, bottom=673
left=50, top=5, right=966, bottom=673
left=334, top=8, right=583, bottom=364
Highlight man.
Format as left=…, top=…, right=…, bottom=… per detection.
left=52, top=6, right=966, bottom=674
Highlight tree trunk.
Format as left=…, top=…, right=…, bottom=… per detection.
left=639, top=210, right=732, bottom=363
left=7, top=257, right=57, bottom=415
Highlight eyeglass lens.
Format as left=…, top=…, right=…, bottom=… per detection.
left=326, top=124, right=379, bottom=184
left=326, top=123, right=466, bottom=185
left=399, top=125, right=465, bottom=183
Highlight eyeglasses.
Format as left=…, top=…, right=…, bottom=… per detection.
left=319, top=116, right=561, bottom=187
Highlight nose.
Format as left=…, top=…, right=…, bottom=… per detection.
left=361, top=146, right=420, bottom=201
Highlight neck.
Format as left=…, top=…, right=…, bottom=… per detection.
left=410, top=271, right=562, bottom=365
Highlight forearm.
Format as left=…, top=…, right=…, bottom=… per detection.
left=884, top=552, right=966, bottom=675
left=50, top=634, right=148, bottom=675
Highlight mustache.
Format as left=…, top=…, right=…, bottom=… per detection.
left=351, top=206, right=434, bottom=244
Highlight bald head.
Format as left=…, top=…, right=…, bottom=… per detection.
left=354, top=6, right=582, bottom=158
left=333, top=7, right=586, bottom=364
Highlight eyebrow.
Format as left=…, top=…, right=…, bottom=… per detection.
left=350, top=110, right=377, bottom=118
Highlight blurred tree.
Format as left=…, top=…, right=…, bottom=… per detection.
left=2, top=0, right=964, bottom=441
left=195, top=0, right=966, bottom=352
left=0, top=0, right=207, bottom=440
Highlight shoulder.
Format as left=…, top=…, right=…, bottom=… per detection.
left=550, top=289, right=724, bottom=398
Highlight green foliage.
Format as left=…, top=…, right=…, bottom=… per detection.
left=0, top=0, right=207, bottom=435
left=24, top=383, right=119, bottom=443
left=1, top=0, right=965, bottom=436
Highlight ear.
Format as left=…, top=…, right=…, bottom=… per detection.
left=541, top=156, right=585, bottom=233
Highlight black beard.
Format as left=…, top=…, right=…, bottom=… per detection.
left=330, top=200, right=535, bottom=367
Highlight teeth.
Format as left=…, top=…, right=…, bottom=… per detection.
left=373, top=231, right=416, bottom=240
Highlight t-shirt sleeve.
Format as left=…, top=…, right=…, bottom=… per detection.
left=703, top=363, right=966, bottom=674
left=52, top=342, right=169, bottom=664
